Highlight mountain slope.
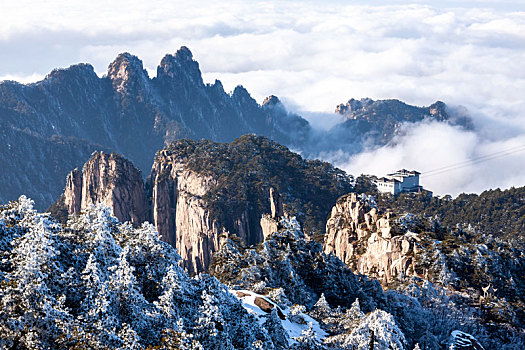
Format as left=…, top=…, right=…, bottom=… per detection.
left=0, top=197, right=291, bottom=349
left=0, top=47, right=473, bottom=210
left=52, top=135, right=353, bottom=274
left=322, top=190, right=525, bottom=346
left=0, top=47, right=308, bottom=209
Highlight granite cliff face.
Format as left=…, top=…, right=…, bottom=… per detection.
left=148, top=149, right=222, bottom=274
left=60, top=149, right=227, bottom=275
left=56, top=136, right=353, bottom=275
left=324, top=193, right=421, bottom=285
left=144, top=136, right=351, bottom=274
left=62, top=152, right=147, bottom=226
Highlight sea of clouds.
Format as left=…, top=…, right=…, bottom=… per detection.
left=1, top=0, right=524, bottom=196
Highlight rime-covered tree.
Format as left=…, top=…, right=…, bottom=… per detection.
left=109, top=246, right=155, bottom=343
left=311, top=293, right=332, bottom=320
left=263, top=309, right=288, bottom=350
left=342, top=309, right=406, bottom=350
left=291, top=323, right=326, bottom=350
left=0, top=198, right=286, bottom=349
left=0, top=197, right=71, bottom=349
left=193, top=290, right=235, bottom=350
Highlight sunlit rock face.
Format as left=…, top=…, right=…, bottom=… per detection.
left=63, top=152, right=147, bottom=226
left=324, top=193, right=421, bottom=285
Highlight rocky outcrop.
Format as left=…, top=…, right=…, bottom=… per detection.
left=148, top=147, right=295, bottom=274
left=64, top=168, right=83, bottom=215
left=260, top=215, right=280, bottom=240
left=149, top=151, right=221, bottom=274
left=63, top=152, right=147, bottom=226
left=324, top=193, right=421, bottom=285
left=260, top=187, right=285, bottom=239
left=60, top=149, right=227, bottom=274
left=57, top=136, right=353, bottom=275
left=448, top=330, right=485, bottom=350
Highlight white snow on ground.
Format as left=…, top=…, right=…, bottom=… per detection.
left=230, top=289, right=327, bottom=345
left=450, top=330, right=485, bottom=349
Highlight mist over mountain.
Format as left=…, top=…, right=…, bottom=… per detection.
left=1, top=1, right=524, bottom=348
left=299, top=97, right=472, bottom=160
left=0, top=48, right=473, bottom=210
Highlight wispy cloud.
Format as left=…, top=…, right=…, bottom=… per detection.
left=1, top=0, right=524, bottom=195
left=338, top=119, right=525, bottom=197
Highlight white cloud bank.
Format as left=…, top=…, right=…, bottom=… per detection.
left=1, top=0, right=525, bottom=196
left=340, top=120, right=525, bottom=197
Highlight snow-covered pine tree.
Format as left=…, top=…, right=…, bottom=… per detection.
left=0, top=197, right=71, bottom=349
left=74, top=253, right=121, bottom=347
left=118, top=221, right=182, bottom=302
left=310, top=293, right=332, bottom=320
left=154, top=265, right=186, bottom=324
left=291, top=323, right=326, bottom=350
left=109, top=245, right=155, bottom=344
left=193, top=290, right=234, bottom=350
left=68, top=204, right=122, bottom=268
left=342, top=309, right=406, bottom=350
left=263, top=308, right=288, bottom=350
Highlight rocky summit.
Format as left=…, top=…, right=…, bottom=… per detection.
left=0, top=47, right=307, bottom=209
left=55, top=152, right=147, bottom=226
left=323, top=97, right=473, bottom=154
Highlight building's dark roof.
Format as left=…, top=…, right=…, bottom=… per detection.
left=376, top=177, right=400, bottom=183
left=387, top=169, right=420, bottom=177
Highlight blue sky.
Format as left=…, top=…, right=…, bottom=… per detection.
left=1, top=0, right=524, bottom=195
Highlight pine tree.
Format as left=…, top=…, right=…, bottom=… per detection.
left=342, top=309, right=406, bottom=350
left=73, top=252, right=121, bottom=348
left=311, top=293, right=332, bottom=320
left=109, top=246, right=152, bottom=343
left=154, top=264, right=193, bottom=334
left=118, top=323, right=142, bottom=350
left=263, top=308, right=288, bottom=350
left=0, top=197, right=71, bottom=349
left=120, top=221, right=182, bottom=302
left=291, top=323, right=325, bottom=350
left=193, top=290, right=234, bottom=350
left=69, top=204, right=122, bottom=266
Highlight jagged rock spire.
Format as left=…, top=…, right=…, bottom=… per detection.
left=107, top=52, right=150, bottom=94
left=157, top=46, right=203, bottom=86
left=270, top=187, right=284, bottom=219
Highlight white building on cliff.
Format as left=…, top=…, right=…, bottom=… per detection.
left=376, top=169, right=429, bottom=195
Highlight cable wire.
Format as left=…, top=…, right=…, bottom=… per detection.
left=421, top=144, right=525, bottom=178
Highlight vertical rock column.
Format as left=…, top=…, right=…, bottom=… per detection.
left=149, top=155, right=222, bottom=275
left=62, top=152, right=148, bottom=226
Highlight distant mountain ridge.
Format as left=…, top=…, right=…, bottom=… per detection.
left=0, top=47, right=308, bottom=208
left=317, top=97, right=473, bottom=155
left=0, top=47, right=471, bottom=209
